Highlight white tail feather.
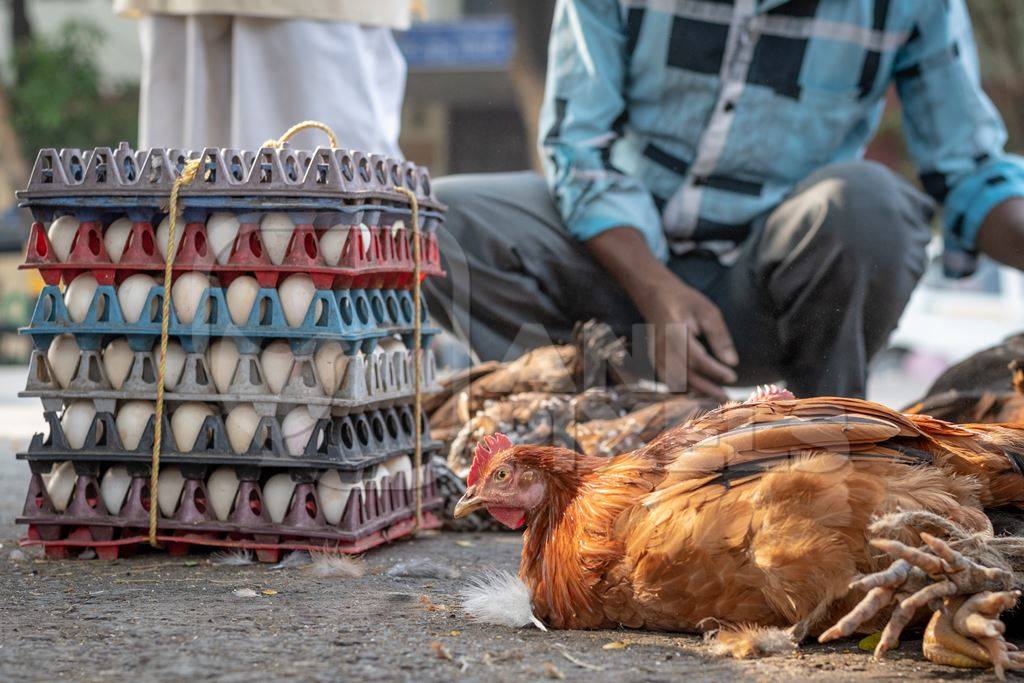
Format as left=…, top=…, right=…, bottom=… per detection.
left=459, top=570, right=547, bottom=631
left=308, top=551, right=366, bottom=578
left=210, top=549, right=254, bottom=566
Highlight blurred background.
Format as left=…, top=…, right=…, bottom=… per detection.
left=0, top=0, right=1019, bottom=406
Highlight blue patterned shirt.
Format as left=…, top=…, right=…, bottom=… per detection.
left=539, top=0, right=1024, bottom=276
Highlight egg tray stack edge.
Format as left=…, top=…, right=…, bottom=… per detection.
left=15, top=142, right=448, bottom=559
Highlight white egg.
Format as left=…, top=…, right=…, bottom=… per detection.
left=47, top=333, right=80, bottom=389
left=281, top=406, right=318, bottom=456
left=157, top=466, right=185, bottom=517
left=385, top=455, right=414, bottom=488
left=116, top=400, right=155, bottom=450
left=372, top=464, right=391, bottom=493
left=117, top=273, right=157, bottom=323
left=170, top=402, right=214, bottom=452
left=263, top=473, right=296, bottom=524
left=225, top=404, right=262, bottom=454
left=279, top=273, right=317, bottom=327
left=45, top=460, right=77, bottom=512
left=314, top=341, right=348, bottom=395
left=170, top=272, right=211, bottom=324
left=379, top=337, right=406, bottom=353
left=64, top=273, right=99, bottom=323
left=154, top=340, right=185, bottom=390
left=47, top=215, right=80, bottom=262
left=103, top=338, right=134, bottom=390
left=206, top=466, right=239, bottom=521
left=316, top=469, right=359, bottom=525
left=355, top=223, right=373, bottom=258
left=206, top=338, right=239, bottom=393
left=319, top=224, right=347, bottom=266
left=207, top=212, right=240, bottom=265
left=104, top=217, right=133, bottom=262
left=156, top=213, right=184, bottom=260
left=100, top=465, right=131, bottom=514
left=260, top=341, right=294, bottom=394
left=225, top=275, right=259, bottom=326
left=61, top=400, right=98, bottom=449
left=260, top=212, right=294, bottom=265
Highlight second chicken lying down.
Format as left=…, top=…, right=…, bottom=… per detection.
left=454, top=393, right=1024, bottom=677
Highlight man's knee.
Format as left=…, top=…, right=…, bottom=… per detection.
left=433, top=175, right=488, bottom=242
left=801, top=160, right=933, bottom=268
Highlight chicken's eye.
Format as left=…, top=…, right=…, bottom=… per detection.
left=494, top=468, right=510, bottom=482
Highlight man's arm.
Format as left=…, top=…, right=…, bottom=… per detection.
left=894, top=0, right=1024, bottom=275
left=539, top=0, right=666, bottom=258
left=977, top=198, right=1024, bottom=271
left=539, top=1, right=737, bottom=396
left=586, top=227, right=737, bottom=398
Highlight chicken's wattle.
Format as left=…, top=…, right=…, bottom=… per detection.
left=487, top=506, right=525, bottom=529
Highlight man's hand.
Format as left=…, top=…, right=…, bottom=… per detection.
left=976, top=197, right=1024, bottom=271
left=586, top=227, right=738, bottom=399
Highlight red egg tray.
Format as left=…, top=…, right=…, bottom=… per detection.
left=21, top=217, right=443, bottom=289
left=18, top=465, right=444, bottom=563
left=19, top=513, right=441, bottom=563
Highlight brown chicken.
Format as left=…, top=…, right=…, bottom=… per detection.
left=453, top=391, right=1024, bottom=677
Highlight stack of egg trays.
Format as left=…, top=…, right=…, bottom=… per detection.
left=15, top=143, right=447, bottom=560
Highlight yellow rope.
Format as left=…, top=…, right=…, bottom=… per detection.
left=395, top=187, right=424, bottom=529
left=261, top=120, right=339, bottom=150
left=149, top=121, right=426, bottom=544
left=149, top=157, right=201, bottom=546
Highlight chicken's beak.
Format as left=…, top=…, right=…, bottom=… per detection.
left=453, top=488, right=483, bottom=518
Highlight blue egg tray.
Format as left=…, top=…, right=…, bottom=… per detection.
left=22, top=284, right=437, bottom=355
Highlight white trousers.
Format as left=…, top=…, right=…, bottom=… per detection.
left=138, top=15, right=406, bottom=156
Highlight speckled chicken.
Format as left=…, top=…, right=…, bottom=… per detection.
left=454, top=390, right=1024, bottom=677
left=445, top=389, right=713, bottom=477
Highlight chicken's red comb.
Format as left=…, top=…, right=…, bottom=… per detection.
left=745, top=384, right=796, bottom=403
left=467, top=433, right=513, bottom=487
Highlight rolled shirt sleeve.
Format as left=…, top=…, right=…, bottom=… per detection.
left=538, top=0, right=668, bottom=261
left=895, top=0, right=1024, bottom=277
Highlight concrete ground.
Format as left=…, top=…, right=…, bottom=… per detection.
left=0, top=366, right=1013, bottom=682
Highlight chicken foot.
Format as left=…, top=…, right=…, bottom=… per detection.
left=819, top=532, right=1021, bottom=679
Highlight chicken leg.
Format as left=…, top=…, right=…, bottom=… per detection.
left=820, top=532, right=1022, bottom=679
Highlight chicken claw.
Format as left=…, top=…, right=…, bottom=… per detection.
left=819, top=531, right=1021, bottom=679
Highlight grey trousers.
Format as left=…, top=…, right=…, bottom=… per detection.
left=424, top=162, right=934, bottom=397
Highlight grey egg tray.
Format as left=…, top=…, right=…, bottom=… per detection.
left=23, top=343, right=439, bottom=418
left=20, top=402, right=437, bottom=471
left=18, top=143, right=444, bottom=212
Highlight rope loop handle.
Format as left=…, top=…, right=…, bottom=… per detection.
left=148, top=121, right=428, bottom=545
left=261, top=120, right=339, bottom=150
